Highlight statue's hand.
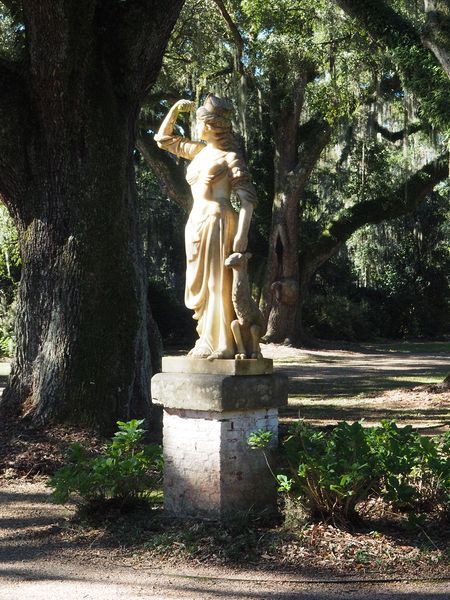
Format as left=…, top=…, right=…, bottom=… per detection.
left=233, top=234, right=248, bottom=253
left=173, top=99, right=195, bottom=114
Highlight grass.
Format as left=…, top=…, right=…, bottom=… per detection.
left=285, top=373, right=447, bottom=403
left=373, top=341, right=450, bottom=354
left=275, top=355, right=330, bottom=364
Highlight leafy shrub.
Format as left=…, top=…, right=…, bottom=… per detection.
left=368, top=422, right=450, bottom=516
left=49, top=419, right=163, bottom=510
left=251, top=420, right=450, bottom=523
left=280, top=421, right=379, bottom=521
left=303, top=292, right=374, bottom=341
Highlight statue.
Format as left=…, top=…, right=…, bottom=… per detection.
left=155, top=95, right=259, bottom=360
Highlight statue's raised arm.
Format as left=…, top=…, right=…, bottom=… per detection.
left=154, top=99, right=204, bottom=161
left=155, top=95, right=262, bottom=361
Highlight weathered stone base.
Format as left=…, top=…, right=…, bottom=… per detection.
left=152, top=361, right=287, bottom=520
left=162, top=407, right=278, bottom=519
left=162, top=356, right=273, bottom=376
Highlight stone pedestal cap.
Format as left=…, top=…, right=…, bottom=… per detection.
left=151, top=371, right=287, bottom=412
left=162, top=356, right=273, bottom=376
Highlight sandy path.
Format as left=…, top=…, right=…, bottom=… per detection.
left=261, top=343, right=449, bottom=386
left=260, top=343, right=450, bottom=431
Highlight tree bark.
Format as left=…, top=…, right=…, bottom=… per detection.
left=422, top=0, right=450, bottom=79
left=0, top=0, right=184, bottom=433
left=263, top=84, right=331, bottom=344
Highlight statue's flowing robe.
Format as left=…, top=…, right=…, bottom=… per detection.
left=154, top=133, right=257, bottom=356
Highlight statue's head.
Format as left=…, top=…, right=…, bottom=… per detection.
left=196, top=94, right=235, bottom=142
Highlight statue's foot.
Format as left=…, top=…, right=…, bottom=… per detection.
left=207, top=349, right=234, bottom=361
left=251, top=352, right=263, bottom=360
left=188, top=346, right=211, bottom=359
left=235, top=353, right=247, bottom=360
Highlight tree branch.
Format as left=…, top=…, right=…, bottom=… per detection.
left=23, top=1, right=184, bottom=110
left=370, top=117, right=423, bottom=142
left=211, top=0, right=244, bottom=72
left=292, top=119, right=332, bottom=193
left=422, top=0, right=450, bottom=79
left=137, top=130, right=192, bottom=212
left=332, top=0, right=450, bottom=127
left=99, top=0, right=185, bottom=102
left=301, top=153, right=449, bottom=273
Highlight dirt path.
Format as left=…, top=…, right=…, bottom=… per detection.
left=260, top=343, right=450, bottom=432
left=262, top=343, right=449, bottom=391
left=1, top=481, right=449, bottom=600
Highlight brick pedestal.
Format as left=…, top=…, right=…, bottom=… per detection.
left=151, top=358, right=288, bottom=520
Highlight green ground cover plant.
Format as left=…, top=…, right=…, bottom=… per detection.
left=250, top=420, right=450, bottom=524
left=49, top=419, right=162, bottom=510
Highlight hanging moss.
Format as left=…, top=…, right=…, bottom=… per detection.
left=334, top=0, right=450, bottom=130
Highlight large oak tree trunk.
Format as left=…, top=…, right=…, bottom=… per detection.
left=0, top=0, right=184, bottom=432
left=263, top=71, right=331, bottom=343
left=264, top=187, right=300, bottom=344
left=6, top=112, right=150, bottom=430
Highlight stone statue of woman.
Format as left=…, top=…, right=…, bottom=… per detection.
left=155, top=95, right=257, bottom=360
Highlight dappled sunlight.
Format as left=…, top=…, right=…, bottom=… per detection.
left=0, top=484, right=76, bottom=566
left=262, top=343, right=450, bottom=432
left=283, top=384, right=449, bottom=433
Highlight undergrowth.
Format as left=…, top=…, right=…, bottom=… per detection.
left=250, top=420, right=450, bottom=525
left=49, top=419, right=162, bottom=511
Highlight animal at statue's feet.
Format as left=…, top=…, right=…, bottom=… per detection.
left=224, top=252, right=266, bottom=359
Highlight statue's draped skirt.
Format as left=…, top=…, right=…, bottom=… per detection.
left=185, top=201, right=237, bottom=356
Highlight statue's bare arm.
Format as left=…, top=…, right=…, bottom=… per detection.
left=155, top=100, right=194, bottom=139
left=233, top=197, right=253, bottom=253
left=154, top=100, right=203, bottom=160
left=227, top=151, right=257, bottom=253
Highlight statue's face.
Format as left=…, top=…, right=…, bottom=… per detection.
left=197, top=118, right=216, bottom=142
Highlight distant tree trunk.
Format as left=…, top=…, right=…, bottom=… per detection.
left=263, top=69, right=330, bottom=343
left=0, top=0, right=184, bottom=433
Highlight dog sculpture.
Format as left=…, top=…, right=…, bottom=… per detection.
left=224, top=252, right=266, bottom=359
